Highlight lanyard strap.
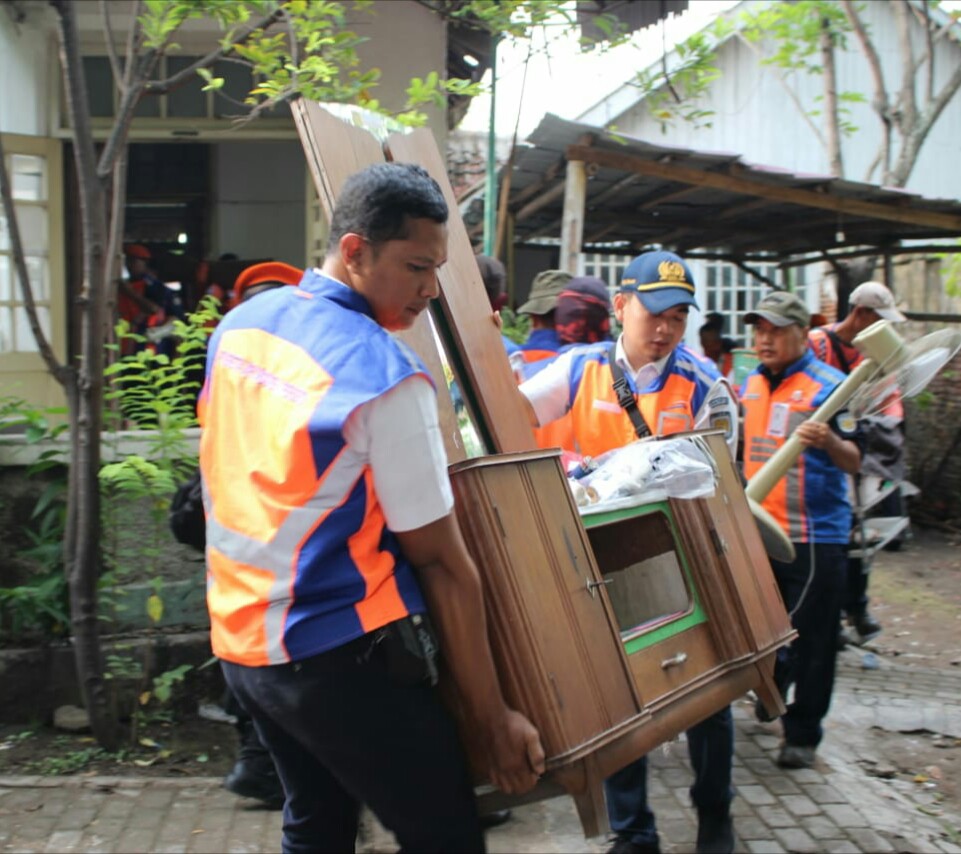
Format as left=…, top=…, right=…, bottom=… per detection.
left=608, top=342, right=652, bottom=440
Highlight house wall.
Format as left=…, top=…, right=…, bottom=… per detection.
left=589, top=1, right=961, bottom=200
left=210, top=141, right=307, bottom=268
left=0, top=4, right=53, bottom=136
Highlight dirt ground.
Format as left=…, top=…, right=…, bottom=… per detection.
left=2, top=524, right=960, bottom=815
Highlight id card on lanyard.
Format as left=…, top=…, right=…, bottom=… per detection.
left=766, top=402, right=791, bottom=438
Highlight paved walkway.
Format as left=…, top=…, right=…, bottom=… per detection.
left=3, top=651, right=961, bottom=853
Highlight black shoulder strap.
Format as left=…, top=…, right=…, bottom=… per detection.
left=608, top=342, right=652, bottom=440
left=824, top=328, right=852, bottom=375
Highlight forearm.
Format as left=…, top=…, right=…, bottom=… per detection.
left=827, top=436, right=861, bottom=474
left=416, top=550, right=508, bottom=729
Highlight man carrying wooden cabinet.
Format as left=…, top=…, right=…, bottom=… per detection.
left=519, top=250, right=738, bottom=854
left=199, top=162, right=543, bottom=853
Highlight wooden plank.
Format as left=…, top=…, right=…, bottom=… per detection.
left=386, top=128, right=537, bottom=454
left=289, top=100, right=466, bottom=462
left=566, top=143, right=961, bottom=232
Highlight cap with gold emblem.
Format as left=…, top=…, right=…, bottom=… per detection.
left=618, top=250, right=699, bottom=314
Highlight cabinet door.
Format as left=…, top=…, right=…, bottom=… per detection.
left=450, top=451, right=645, bottom=768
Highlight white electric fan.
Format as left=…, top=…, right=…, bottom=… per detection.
left=744, top=320, right=961, bottom=563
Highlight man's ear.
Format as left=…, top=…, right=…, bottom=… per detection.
left=612, top=291, right=628, bottom=322
left=340, top=233, right=367, bottom=273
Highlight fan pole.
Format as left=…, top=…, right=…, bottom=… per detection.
left=744, top=359, right=878, bottom=504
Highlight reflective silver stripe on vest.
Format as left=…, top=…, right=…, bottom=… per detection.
left=207, top=443, right=368, bottom=665
left=785, top=409, right=809, bottom=542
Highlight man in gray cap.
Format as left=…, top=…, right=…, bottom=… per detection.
left=741, top=290, right=863, bottom=770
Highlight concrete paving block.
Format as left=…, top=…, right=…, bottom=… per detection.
left=51, top=807, right=98, bottom=831
left=764, top=775, right=803, bottom=796
left=801, top=783, right=847, bottom=804
left=745, top=841, right=785, bottom=853
left=42, top=829, right=83, bottom=853
left=845, top=826, right=896, bottom=852
left=821, top=802, right=869, bottom=827
left=737, top=785, right=778, bottom=806
left=731, top=815, right=770, bottom=840
left=186, top=829, right=230, bottom=853
left=798, top=813, right=845, bottom=841
left=754, top=805, right=796, bottom=828
left=772, top=825, right=819, bottom=852
left=779, top=793, right=820, bottom=817
left=818, top=840, right=860, bottom=853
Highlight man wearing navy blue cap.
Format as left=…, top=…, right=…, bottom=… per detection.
left=519, top=250, right=738, bottom=853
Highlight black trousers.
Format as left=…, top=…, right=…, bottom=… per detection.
left=771, top=542, right=846, bottom=748
left=222, top=634, right=483, bottom=854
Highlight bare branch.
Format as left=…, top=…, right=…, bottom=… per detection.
left=146, top=9, right=284, bottom=95
left=97, top=47, right=158, bottom=179
left=840, top=0, right=891, bottom=179
left=893, top=0, right=918, bottom=133
left=0, top=135, right=68, bottom=383
left=733, top=32, right=826, bottom=150
left=819, top=17, right=843, bottom=177
left=99, top=0, right=122, bottom=88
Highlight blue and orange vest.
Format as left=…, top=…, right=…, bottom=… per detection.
left=564, top=342, right=721, bottom=458
left=198, top=271, right=430, bottom=666
left=740, top=350, right=852, bottom=544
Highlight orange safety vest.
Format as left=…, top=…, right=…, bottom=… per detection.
left=565, top=345, right=706, bottom=458
left=741, top=350, right=852, bottom=543
left=198, top=271, right=430, bottom=666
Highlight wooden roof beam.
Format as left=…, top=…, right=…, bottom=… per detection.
left=565, top=144, right=961, bottom=233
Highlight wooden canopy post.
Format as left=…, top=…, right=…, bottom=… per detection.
left=560, top=158, right=587, bottom=275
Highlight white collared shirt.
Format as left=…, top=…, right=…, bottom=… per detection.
left=521, top=335, right=739, bottom=457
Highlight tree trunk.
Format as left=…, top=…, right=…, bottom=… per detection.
left=52, top=0, right=121, bottom=751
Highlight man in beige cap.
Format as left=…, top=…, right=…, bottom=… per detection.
left=808, top=280, right=906, bottom=645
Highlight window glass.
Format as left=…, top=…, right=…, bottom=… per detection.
left=167, top=56, right=207, bottom=118
left=0, top=308, right=12, bottom=353
left=0, top=255, right=9, bottom=302
left=25, top=256, right=48, bottom=302
left=13, top=206, right=47, bottom=255
left=83, top=57, right=115, bottom=117
left=14, top=305, right=48, bottom=353
left=0, top=211, right=8, bottom=252
left=213, top=60, right=254, bottom=118
left=11, top=155, right=45, bottom=201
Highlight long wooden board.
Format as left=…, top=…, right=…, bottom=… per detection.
left=386, top=129, right=537, bottom=454
left=291, top=100, right=467, bottom=462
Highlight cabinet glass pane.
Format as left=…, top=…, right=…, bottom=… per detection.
left=11, top=155, right=45, bottom=201
left=591, top=511, right=692, bottom=638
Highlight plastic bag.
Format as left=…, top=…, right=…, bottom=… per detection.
left=569, top=436, right=717, bottom=513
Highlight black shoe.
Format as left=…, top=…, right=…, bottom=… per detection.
left=850, top=611, right=882, bottom=643
left=606, top=836, right=661, bottom=854
left=696, top=807, right=735, bottom=854
left=478, top=809, right=512, bottom=830
left=754, top=695, right=779, bottom=723
left=777, top=744, right=816, bottom=769
left=224, top=723, right=284, bottom=808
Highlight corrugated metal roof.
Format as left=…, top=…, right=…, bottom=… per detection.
left=465, top=114, right=961, bottom=261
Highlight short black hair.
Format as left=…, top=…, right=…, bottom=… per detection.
left=327, top=163, right=448, bottom=255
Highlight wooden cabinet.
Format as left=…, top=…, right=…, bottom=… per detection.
left=449, top=434, right=794, bottom=836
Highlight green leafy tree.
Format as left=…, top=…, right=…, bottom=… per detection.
left=0, top=0, right=591, bottom=750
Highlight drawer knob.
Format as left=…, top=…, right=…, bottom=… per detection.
left=660, top=651, right=688, bottom=669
